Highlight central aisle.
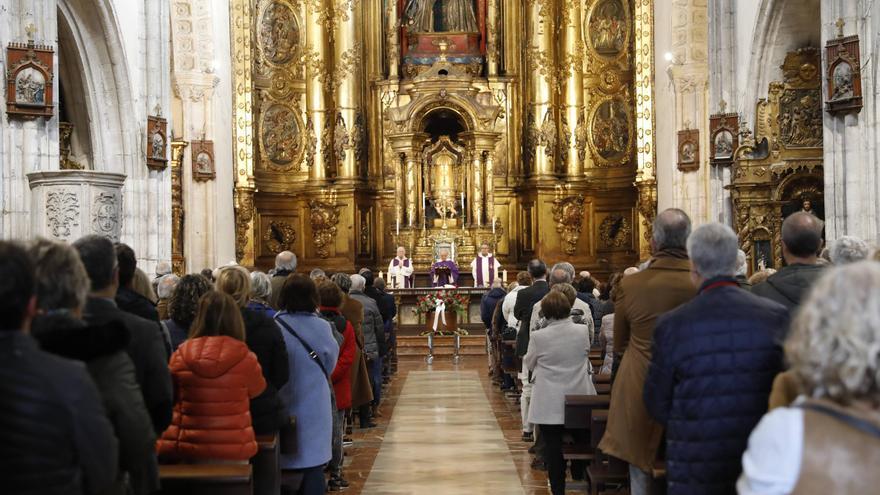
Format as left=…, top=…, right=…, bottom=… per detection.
left=361, top=370, right=527, bottom=494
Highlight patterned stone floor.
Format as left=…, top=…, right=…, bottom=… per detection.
left=340, top=356, right=583, bottom=494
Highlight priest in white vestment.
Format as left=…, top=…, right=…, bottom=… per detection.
left=471, top=243, right=501, bottom=288
left=387, top=246, right=414, bottom=288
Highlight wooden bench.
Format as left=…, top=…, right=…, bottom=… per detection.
left=586, top=410, right=628, bottom=495
left=595, top=383, right=611, bottom=395
left=253, top=434, right=280, bottom=495
left=158, top=464, right=253, bottom=495
left=594, top=373, right=612, bottom=385
left=562, top=394, right=611, bottom=464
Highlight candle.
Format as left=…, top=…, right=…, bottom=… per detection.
left=386, top=269, right=392, bottom=285
left=396, top=217, right=400, bottom=236
left=422, top=192, right=426, bottom=215
left=502, top=269, right=508, bottom=283
left=492, top=217, right=496, bottom=235
left=378, top=271, right=383, bottom=282
left=460, top=192, right=465, bottom=216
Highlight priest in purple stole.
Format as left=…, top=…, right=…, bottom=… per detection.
left=470, top=243, right=502, bottom=288
left=430, top=248, right=460, bottom=287
left=388, top=246, right=415, bottom=288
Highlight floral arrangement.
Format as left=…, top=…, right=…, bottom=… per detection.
left=414, top=290, right=470, bottom=336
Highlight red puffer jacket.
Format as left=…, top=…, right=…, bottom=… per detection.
left=157, top=335, right=266, bottom=461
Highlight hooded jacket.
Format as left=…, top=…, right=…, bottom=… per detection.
left=157, top=336, right=266, bottom=461
left=751, top=264, right=824, bottom=317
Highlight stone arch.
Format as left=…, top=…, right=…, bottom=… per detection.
left=57, top=0, right=138, bottom=179
left=743, top=0, right=822, bottom=123
left=408, top=97, right=480, bottom=133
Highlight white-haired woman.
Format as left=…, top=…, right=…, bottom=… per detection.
left=738, top=261, right=880, bottom=494
left=247, top=270, right=276, bottom=318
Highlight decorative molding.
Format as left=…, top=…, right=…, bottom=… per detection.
left=46, top=190, right=80, bottom=240
left=308, top=193, right=341, bottom=258
left=263, top=220, right=297, bottom=254
left=171, top=140, right=188, bottom=275
left=552, top=190, right=585, bottom=255
left=599, top=213, right=631, bottom=249
left=234, top=186, right=255, bottom=262
left=91, top=192, right=120, bottom=242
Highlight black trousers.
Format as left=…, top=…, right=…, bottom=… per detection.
left=539, top=424, right=587, bottom=495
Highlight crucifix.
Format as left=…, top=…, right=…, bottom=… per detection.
left=835, top=18, right=845, bottom=38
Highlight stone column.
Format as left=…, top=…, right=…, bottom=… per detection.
left=334, top=0, right=365, bottom=180
left=27, top=171, right=126, bottom=242
left=306, top=0, right=332, bottom=181
left=561, top=0, right=583, bottom=176
left=525, top=0, right=556, bottom=176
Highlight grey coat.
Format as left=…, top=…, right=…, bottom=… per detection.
left=349, top=290, right=382, bottom=359
left=524, top=318, right=596, bottom=425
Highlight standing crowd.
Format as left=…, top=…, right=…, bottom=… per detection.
left=483, top=209, right=880, bottom=495
left=1, top=236, right=396, bottom=495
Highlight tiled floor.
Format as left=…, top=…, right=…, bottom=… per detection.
left=341, top=355, right=581, bottom=494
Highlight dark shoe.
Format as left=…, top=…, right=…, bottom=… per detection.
left=522, top=432, right=534, bottom=442
left=530, top=457, right=546, bottom=471
left=328, top=476, right=349, bottom=491
left=527, top=445, right=536, bottom=454
left=360, top=421, right=377, bottom=429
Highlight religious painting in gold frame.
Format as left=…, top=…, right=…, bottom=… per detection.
left=585, top=0, right=630, bottom=61
left=588, top=96, right=632, bottom=167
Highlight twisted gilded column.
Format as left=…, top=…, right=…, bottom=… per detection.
left=404, top=152, right=418, bottom=226
left=561, top=0, right=583, bottom=176
left=471, top=152, right=484, bottom=226
left=525, top=0, right=556, bottom=176
left=385, top=0, right=400, bottom=79
left=334, top=0, right=365, bottom=180
left=170, top=140, right=188, bottom=275
left=484, top=151, right=495, bottom=223
left=486, top=0, right=499, bottom=76
left=305, top=0, right=331, bottom=181
left=395, top=152, right=405, bottom=227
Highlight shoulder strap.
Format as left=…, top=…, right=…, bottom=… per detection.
left=799, top=402, right=880, bottom=439
left=275, top=314, right=330, bottom=377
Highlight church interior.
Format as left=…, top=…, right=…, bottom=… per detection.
left=3, top=0, right=880, bottom=494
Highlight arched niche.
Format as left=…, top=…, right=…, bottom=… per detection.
left=422, top=108, right=467, bottom=142
left=56, top=0, right=137, bottom=177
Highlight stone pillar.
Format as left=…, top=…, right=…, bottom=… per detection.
left=306, top=0, right=332, bottom=181
left=27, top=171, right=126, bottom=242
left=561, top=0, right=584, bottom=177
left=525, top=0, right=555, bottom=176
left=334, top=0, right=365, bottom=180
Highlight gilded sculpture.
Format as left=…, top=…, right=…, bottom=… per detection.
left=308, top=192, right=341, bottom=259
left=263, top=220, right=297, bottom=254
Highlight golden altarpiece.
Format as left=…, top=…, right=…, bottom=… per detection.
left=730, top=47, right=825, bottom=273
left=224, top=0, right=659, bottom=278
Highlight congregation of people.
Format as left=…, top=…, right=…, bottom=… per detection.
left=1, top=237, right=396, bottom=495
left=482, top=209, right=880, bottom=495
left=4, top=205, right=880, bottom=495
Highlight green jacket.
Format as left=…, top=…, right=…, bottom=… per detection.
left=751, top=263, right=825, bottom=316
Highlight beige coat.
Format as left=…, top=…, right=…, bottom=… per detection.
left=340, top=296, right=374, bottom=408
left=598, top=257, right=695, bottom=471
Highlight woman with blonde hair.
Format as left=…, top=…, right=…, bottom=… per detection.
left=158, top=291, right=266, bottom=461
left=216, top=266, right=289, bottom=436
left=739, top=261, right=880, bottom=494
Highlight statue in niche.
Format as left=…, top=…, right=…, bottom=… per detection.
left=404, top=0, right=478, bottom=33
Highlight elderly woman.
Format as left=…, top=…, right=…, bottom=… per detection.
left=524, top=291, right=596, bottom=495
left=155, top=274, right=179, bottom=321
left=28, top=239, right=158, bottom=495
left=216, top=266, right=289, bottom=436
left=163, top=274, right=212, bottom=351
left=829, top=235, right=870, bottom=265
left=275, top=274, right=339, bottom=494
left=738, top=261, right=880, bottom=494
left=247, top=271, right=276, bottom=318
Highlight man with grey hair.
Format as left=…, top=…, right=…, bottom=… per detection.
left=752, top=211, right=825, bottom=314
left=155, top=273, right=179, bottom=320
left=269, top=251, right=297, bottom=309
left=513, top=259, right=550, bottom=444
left=309, top=268, right=326, bottom=280
left=643, top=223, right=788, bottom=494
left=829, top=235, right=870, bottom=265
left=599, top=209, right=696, bottom=495
left=349, top=274, right=385, bottom=421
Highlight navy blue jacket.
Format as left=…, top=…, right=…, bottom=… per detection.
left=480, top=288, right=507, bottom=331
left=644, top=278, right=788, bottom=495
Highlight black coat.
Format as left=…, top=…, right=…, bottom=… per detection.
left=32, top=314, right=159, bottom=495
left=116, top=286, right=159, bottom=322
left=644, top=279, right=788, bottom=495
left=514, top=280, right=550, bottom=356
left=751, top=263, right=824, bottom=316
left=241, top=308, right=290, bottom=434
left=84, top=297, right=173, bottom=435
left=0, top=331, right=118, bottom=495
left=364, top=286, right=396, bottom=324
left=480, top=288, right=506, bottom=331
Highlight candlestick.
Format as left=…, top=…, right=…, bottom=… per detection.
left=492, top=217, right=496, bottom=235
left=502, top=269, right=507, bottom=283
left=396, top=218, right=400, bottom=237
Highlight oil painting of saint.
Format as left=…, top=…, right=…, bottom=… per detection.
left=196, top=151, right=212, bottom=175
left=589, top=0, right=626, bottom=56
left=591, top=99, right=630, bottom=161
left=832, top=62, right=854, bottom=101
left=714, top=130, right=734, bottom=159
left=680, top=142, right=696, bottom=163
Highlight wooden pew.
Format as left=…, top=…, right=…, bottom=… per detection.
left=586, top=410, right=628, bottom=495
left=562, top=394, right=611, bottom=462
left=253, top=434, right=280, bottom=495
left=158, top=464, right=253, bottom=495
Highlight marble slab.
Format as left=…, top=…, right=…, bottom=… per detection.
left=361, top=370, right=527, bottom=494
